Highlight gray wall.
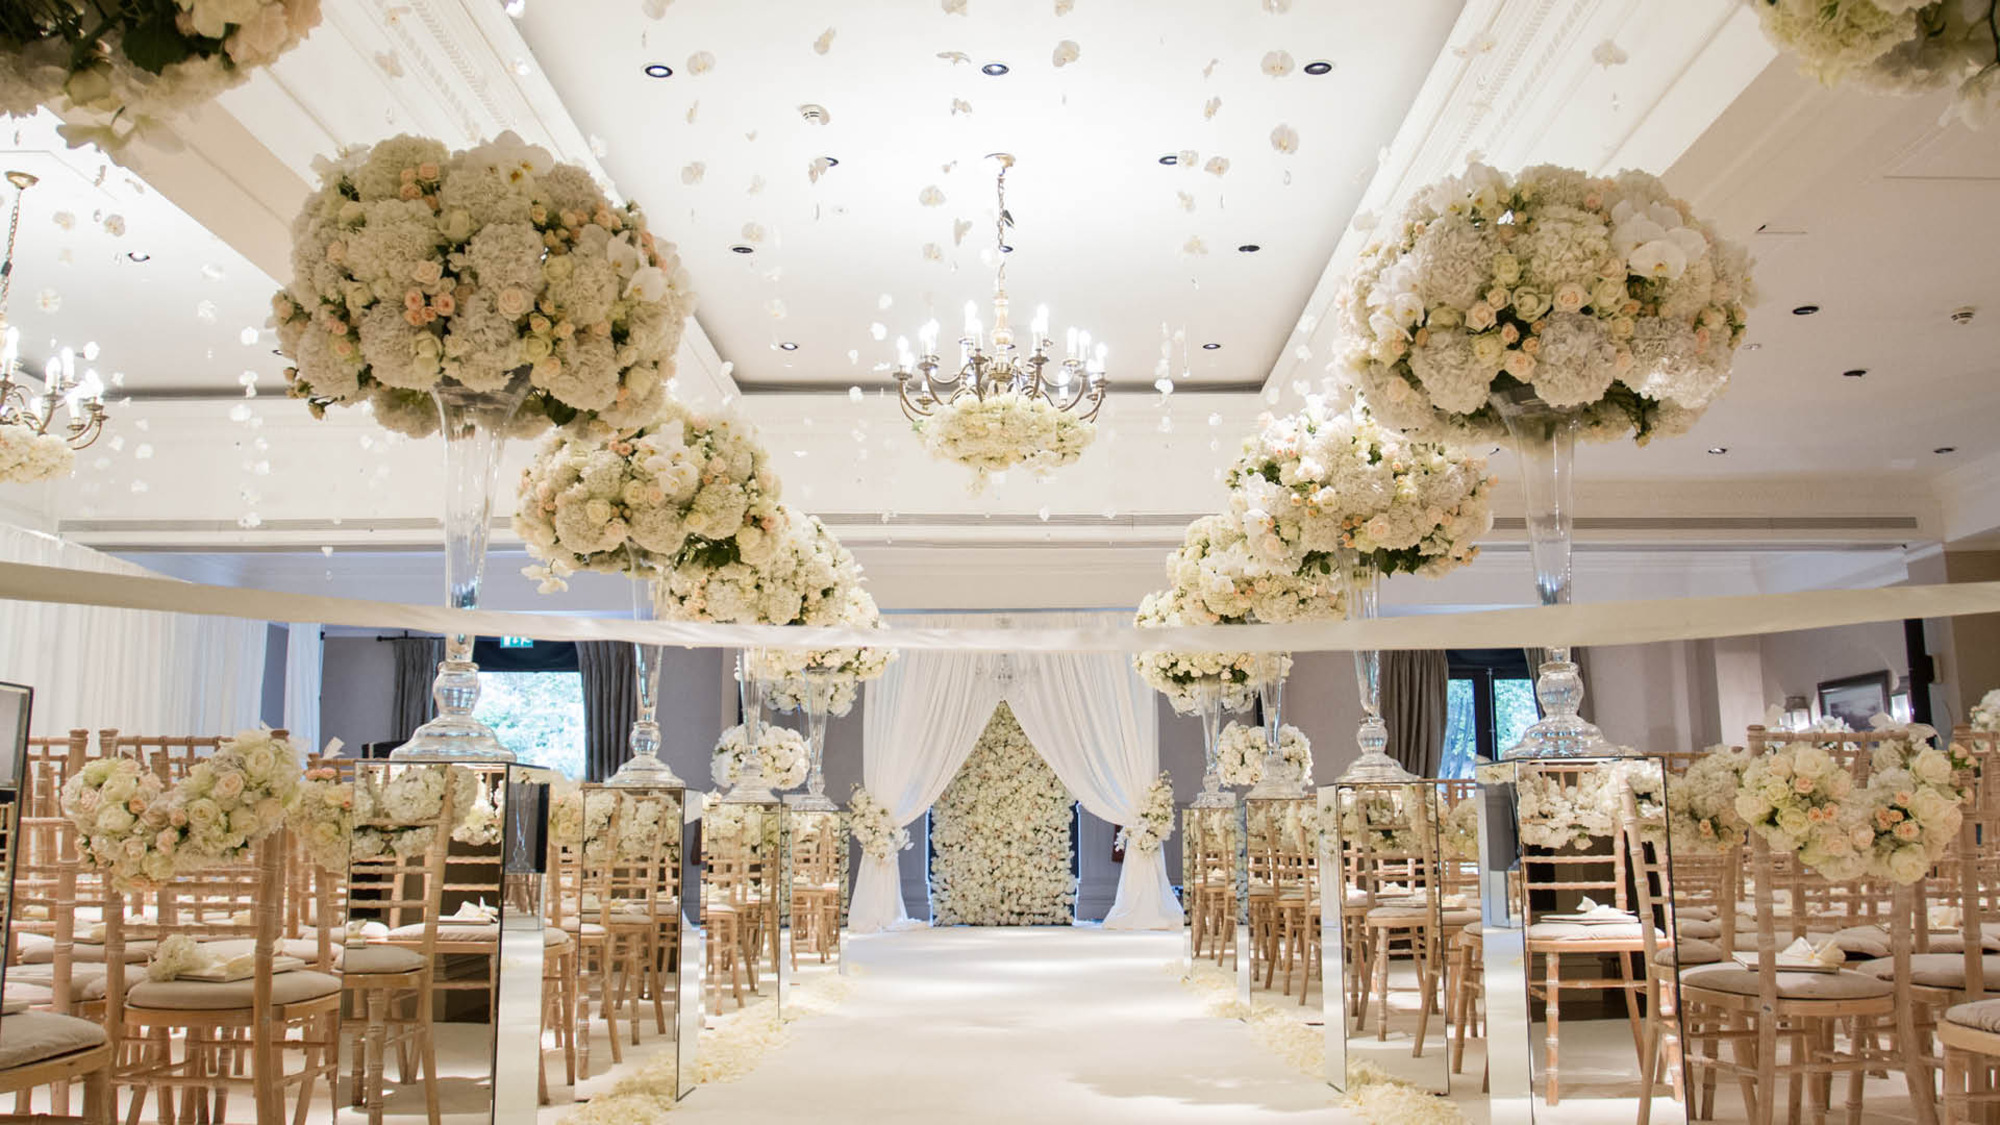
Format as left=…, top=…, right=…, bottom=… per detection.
left=321, top=635, right=398, bottom=753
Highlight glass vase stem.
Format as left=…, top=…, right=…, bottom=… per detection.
left=607, top=553, right=681, bottom=786
left=1338, top=555, right=1412, bottom=782
left=1191, top=681, right=1234, bottom=808
left=724, top=653, right=778, bottom=804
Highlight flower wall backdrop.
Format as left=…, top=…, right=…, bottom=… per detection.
left=929, top=703, right=1077, bottom=926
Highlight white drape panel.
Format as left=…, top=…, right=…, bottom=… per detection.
left=0, top=525, right=267, bottom=736
left=851, top=614, right=1007, bottom=934
left=1005, top=612, right=1182, bottom=930
left=284, top=624, right=323, bottom=755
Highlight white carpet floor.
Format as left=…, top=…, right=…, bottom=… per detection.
left=652, top=927, right=1340, bottom=1124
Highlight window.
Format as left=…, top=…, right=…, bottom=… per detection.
left=473, top=671, right=587, bottom=779
left=1439, top=650, right=1538, bottom=778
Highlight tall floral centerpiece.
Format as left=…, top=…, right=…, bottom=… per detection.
left=1753, top=0, right=2000, bottom=129
left=1230, top=397, right=1494, bottom=781
left=1342, top=162, right=1752, bottom=758
left=276, top=132, right=693, bottom=762
left=0, top=1, right=320, bottom=156
left=515, top=400, right=782, bottom=784
left=1132, top=587, right=1293, bottom=809
left=748, top=584, right=894, bottom=811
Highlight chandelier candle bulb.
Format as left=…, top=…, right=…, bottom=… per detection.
left=1033, top=304, right=1050, bottom=340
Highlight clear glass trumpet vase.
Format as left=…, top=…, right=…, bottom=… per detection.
left=1246, top=672, right=1307, bottom=798
left=1490, top=385, right=1616, bottom=759
left=393, top=372, right=532, bottom=763
left=786, top=678, right=838, bottom=812
left=1189, top=680, right=1236, bottom=809
left=606, top=555, right=682, bottom=786
left=1337, top=554, right=1415, bottom=782
left=722, top=653, right=780, bottom=804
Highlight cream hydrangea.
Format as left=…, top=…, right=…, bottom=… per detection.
left=1216, top=721, right=1312, bottom=788
left=1667, top=747, right=1751, bottom=854
left=1341, top=162, right=1753, bottom=447
left=1512, top=763, right=1624, bottom=850
left=350, top=762, right=482, bottom=860
left=516, top=399, right=786, bottom=592
left=1118, top=771, right=1176, bottom=855
left=1130, top=588, right=1290, bottom=713
left=930, top=704, right=1076, bottom=925
left=711, top=723, right=809, bottom=790
left=1970, top=688, right=2000, bottom=732
left=274, top=132, right=693, bottom=440
left=749, top=587, right=896, bottom=718
left=0, top=424, right=76, bottom=484
left=919, top=392, right=1095, bottom=489
left=848, top=786, right=910, bottom=861
left=1166, top=514, right=1344, bottom=625
left=1228, top=398, right=1494, bottom=579
left=0, top=1, right=320, bottom=158
left=1755, top=0, right=2000, bottom=127
left=289, top=764, right=352, bottom=873
left=658, top=507, right=855, bottom=626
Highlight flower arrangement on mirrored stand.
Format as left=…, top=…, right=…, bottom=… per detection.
left=748, top=587, right=894, bottom=812
left=276, top=131, right=694, bottom=762
left=1339, top=162, right=1752, bottom=758
left=1132, top=589, right=1292, bottom=809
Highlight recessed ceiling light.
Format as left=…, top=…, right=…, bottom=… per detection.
left=643, top=63, right=673, bottom=78
left=777, top=341, right=799, bottom=351
left=729, top=244, right=754, bottom=254
left=1707, top=447, right=1728, bottom=455
left=1935, top=446, right=1957, bottom=454
left=1843, top=368, right=1867, bottom=378
left=1743, top=342, right=1762, bottom=351
left=1237, top=244, right=1261, bottom=253
left=1201, top=342, right=1221, bottom=350
left=1158, top=154, right=1179, bottom=166
left=981, top=62, right=1010, bottom=76
left=1792, top=304, right=1820, bottom=316
left=1304, top=61, right=1333, bottom=75
left=821, top=157, right=839, bottom=167
left=125, top=251, right=149, bottom=262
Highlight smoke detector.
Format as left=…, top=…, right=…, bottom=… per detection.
left=1951, top=305, right=1977, bottom=325
left=798, top=103, right=830, bottom=124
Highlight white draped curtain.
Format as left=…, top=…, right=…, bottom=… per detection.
left=284, top=623, right=323, bottom=755
left=851, top=611, right=1183, bottom=934
left=0, top=525, right=268, bottom=737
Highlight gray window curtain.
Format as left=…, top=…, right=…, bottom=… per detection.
left=578, top=641, right=636, bottom=781
left=1383, top=650, right=1449, bottom=776
left=1522, top=646, right=1593, bottom=721
left=388, top=636, right=446, bottom=743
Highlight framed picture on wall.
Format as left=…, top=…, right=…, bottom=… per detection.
left=1817, top=670, right=1893, bottom=730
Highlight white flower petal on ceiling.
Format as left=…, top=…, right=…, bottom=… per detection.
left=685, top=100, right=699, bottom=124
left=1592, top=39, right=1628, bottom=68
left=680, top=162, right=705, bottom=185
left=1350, top=209, right=1377, bottom=232
left=942, top=0, right=967, bottom=13
left=808, top=156, right=833, bottom=183
left=1054, top=0, right=1073, bottom=12
left=1182, top=235, right=1208, bottom=256
left=35, top=288, right=59, bottom=312
left=640, top=0, right=670, bottom=18
left=687, top=50, right=715, bottom=75
left=765, top=299, right=787, bottom=320
left=1052, top=40, right=1080, bottom=67
left=919, top=185, right=946, bottom=207
left=51, top=211, right=73, bottom=231
left=951, top=98, right=973, bottom=115
left=938, top=50, right=970, bottom=65
left=952, top=218, right=972, bottom=244
left=1261, top=50, right=1294, bottom=77
left=814, top=27, right=835, bottom=54
left=1270, top=123, right=1299, bottom=154
left=922, top=242, right=943, bottom=261
left=740, top=222, right=765, bottom=243
left=869, top=323, right=887, bottom=341
left=1178, top=148, right=1197, bottom=168
left=1204, top=95, right=1221, bottom=119
left=1177, top=191, right=1195, bottom=212
left=747, top=174, right=765, bottom=195
left=1204, top=156, right=1229, bottom=177
left=1453, top=31, right=1498, bottom=58
left=1203, top=58, right=1219, bottom=79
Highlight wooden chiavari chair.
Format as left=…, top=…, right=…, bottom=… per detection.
left=1930, top=726, right=2000, bottom=1124
left=1347, top=788, right=1452, bottom=1047
left=548, top=787, right=651, bottom=1064
left=790, top=815, right=843, bottom=968
left=1183, top=808, right=1237, bottom=965
left=702, top=816, right=754, bottom=1012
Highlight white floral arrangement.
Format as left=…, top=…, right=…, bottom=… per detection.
left=273, top=132, right=693, bottom=440
left=1668, top=747, right=1752, bottom=854
left=1856, top=724, right=1969, bottom=884
left=1118, top=771, right=1176, bottom=855
left=1250, top=796, right=1314, bottom=853
left=918, top=392, right=1095, bottom=488
left=1131, top=589, right=1291, bottom=714
left=0, top=1, right=320, bottom=156
left=1215, top=721, right=1312, bottom=788
left=1166, top=513, right=1344, bottom=625
left=847, top=786, right=909, bottom=861
left=1513, top=764, right=1623, bottom=850
left=550, top=784, right=677, bottom=865
left=1753, top=0, right=2000, bottom=128
left=145, top=934, right=209, bottom=983
left=711, top=723, right=809, bottom=791
left=658, top=509, right=856, bottom=626
left=1734, top=741, right=1867, bottom=880
left=1440, top=794, right=1481, bottom=860
left=515, top=400, right=787, bottom=592
left=289, top=764, right=352, bottom=873
left=0, top=424, right=76, bottom=485
left=451, top=778, right=503, bottom=846
left=351, top=762, right=481, bottom=860
left=1228, top=398, right=1495, bottom=579
left=1341, top=162, right=1753, bottom=447
left=750, top=586, right=896, bottom=717
left=930, top=704, right=1076, bottom=926
left=1333, top=788, right=1423, bottom=854
left=1971, top=688, right=2000, bottom=732
left=61, top=757, right=174, bottom=891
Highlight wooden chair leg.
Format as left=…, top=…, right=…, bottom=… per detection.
left=1545, top=952, right=1563, bottom=1107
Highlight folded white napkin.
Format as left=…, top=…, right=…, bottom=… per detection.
left=447, top=900, right=499, bottom=924
left=1374, top=882, right=1409, bottom=896
left=1931, top=905, right=1964, bottom=931
left=1779, top=936, right=1844, bottom=968
left=1441, top=894, right=1468, bottom=909
left=1574, top=896, right=1630, bottom=920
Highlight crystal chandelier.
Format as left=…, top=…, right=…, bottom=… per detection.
left=892, top=153, right=1107, bottom=425
left=0, top=171, right=107, bottom=450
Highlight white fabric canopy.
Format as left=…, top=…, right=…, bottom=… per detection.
left=854, top=611, right=1182, bottom=933
left=1006, top=614, right=1183, bottom=930
left=284, top=623, right=323, bottom=755
left=851, top=616, right=1007, bottom=934
left=0, top=525, right=267, bottom=737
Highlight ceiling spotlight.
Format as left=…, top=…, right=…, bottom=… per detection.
left=643, top=63, right=673, bottom=78
left=1743, top=342, right=1762, bottom=351
left=729, top=244, right=754, bottom=254
left=1706, top=447, right=1728, bottom=455
left=981, top=62, right=1010, bottom=76
left=1201, top=342, right=1221, bottom=350
left=1237, top=244, right=1261, bottom=253
left=1792, top=304, right=1820, bottom=316
left=125, top=251, right=149, bottom=262
left=821, top=157, right=840, bottom=167
left=1843, top=368, right=1867, bottom=378
left=777, top=341, right=799, bottom=351
left=1158, top=154, right=1179, bottom=166
left=1935, top=446, right=1957, bottom=454
left=1304, top=60, right=1333, bottom=75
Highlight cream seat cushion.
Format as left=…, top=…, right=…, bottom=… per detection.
left=386, top=923, right=497, bottom=943
left=126, top=970, right=340, bottom=1012
left=16, top=933, right=155, bottom=965
left=339, top=945, right=428, bottom=975
left=1366, top=907, right=1480, bottom=927
left=1676, top=917, right=1723, bottom=940
left=6, top=963, right=120, bottom=1001
left=0, top=1011, right=107, bottom=1070
left=1816, top=928, right=1892, bottom=959
left=1946, top=998, right=2000, bottom=1034
left=190, top=938, right=329, bottom=964
left=1679, top=906, right=1720, bottom=922
left=1680, top=964, right=1893, bottom=1001
left=545, top=929, right=572, bottom=950
left=1853, top=954, right=2000, bottom=990
left=1655, top=938, right=1725, bottom=966
left=1527, top=921, right=1650, bottom=941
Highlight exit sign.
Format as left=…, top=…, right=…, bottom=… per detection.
left=499, top=636, right=534, bottom=649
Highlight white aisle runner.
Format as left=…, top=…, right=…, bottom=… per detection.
left=669, top=928, right=1339, bottom=1123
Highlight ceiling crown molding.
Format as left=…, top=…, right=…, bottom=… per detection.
left=1263, top=0, right=1765, bottom=400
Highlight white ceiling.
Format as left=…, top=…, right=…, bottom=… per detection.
left=514, top=0, right=1465, bottom=388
